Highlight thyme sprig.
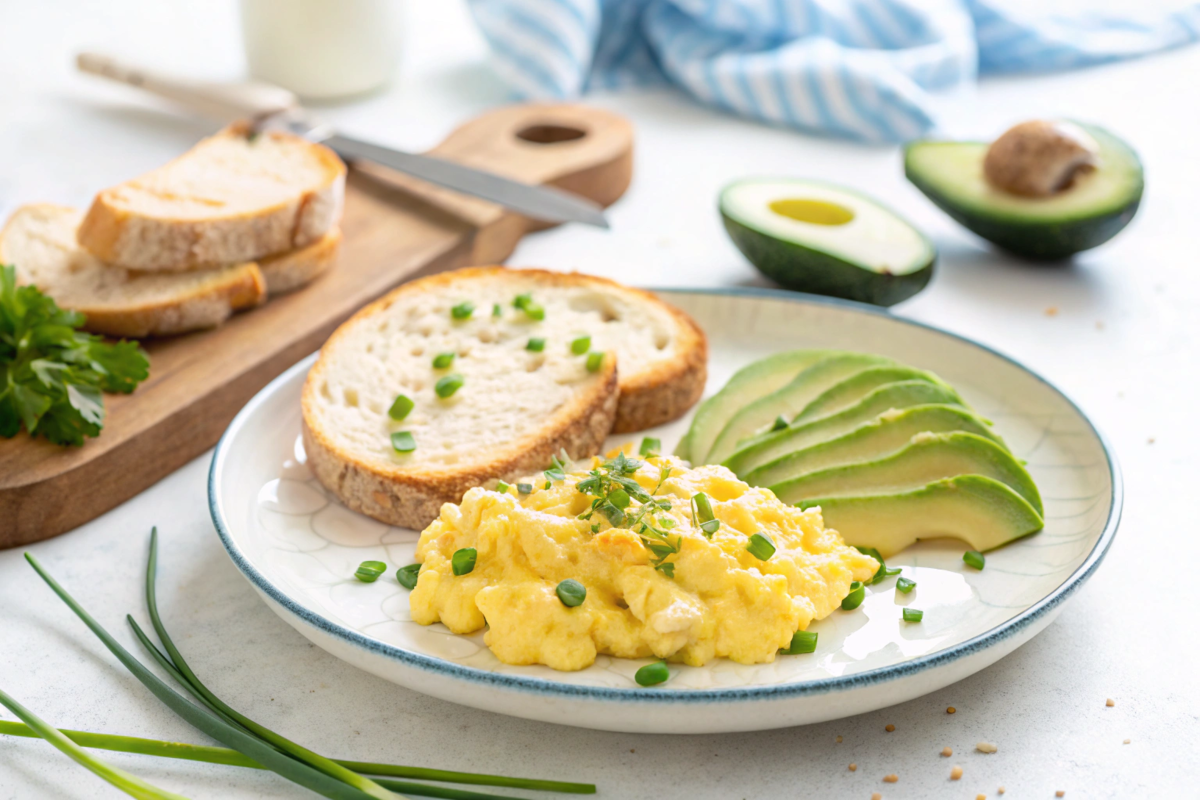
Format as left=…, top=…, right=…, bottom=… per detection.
left=575, top=453, right=679, bottom=577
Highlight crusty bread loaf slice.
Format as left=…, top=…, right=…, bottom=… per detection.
left=0, top=205, right=339, bottom=338
left=76, top=122, right=346, bottom=272
left=301, top=266, right=707, bottom=529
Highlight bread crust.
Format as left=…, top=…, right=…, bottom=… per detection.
left=76, top=124, right=346, bottom=272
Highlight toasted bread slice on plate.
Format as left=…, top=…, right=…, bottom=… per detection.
left=301, top=267, right=707, bottom=529
left=0, top=204, right=339, bottom=338
left=76, top=123, right=346, bottom=272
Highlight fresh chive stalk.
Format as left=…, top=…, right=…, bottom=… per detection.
left=841, top=581, right=866, bottom=610
left=555, top=579, right=586, bottom=608
left=525, top=338, right=545, bottom=352
left=513, top=294, right=544, bottom=320
left=585, top=352, right=603, bottom=372
left=0, top=692, right=189, bottom=800
left=963, top=550, right=986, bottom=570
left=491, top=304, right=501, bottom=318
left=450, top=302, right=474, bottom=320
left=432, top=353, right=455, bottom=369
left=391, top=432, right=417, bottom=453
left=435, top=375, right=464, bottom=399
left=902, top=608, right=924, bottom=623
left=780, top=630, right=818, bottom=655
left=639, top=438, right=661, bottom=456
left=570, top=336, right=591, bottom=355
left=355, top=561, right=387, bottom=583
left=690, top=493, right=719, bottom=538
left=746, top=533, right=776, bottom=561
left=634, top=661, right=669, bottom=687
left=396, top=565, right=421, bottom=590
left=388, top=395, right=414, bottom=421
left=896, top=577, right=916, bottom=594
left=451, top=549, right=477, bottom=576
left=495, top=481, right=509, bottom=494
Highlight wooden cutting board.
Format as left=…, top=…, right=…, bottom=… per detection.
left=0, top=103, right=633, bottom=548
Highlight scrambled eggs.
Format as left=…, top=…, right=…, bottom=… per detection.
left=409, top=455, right=878, bottom=671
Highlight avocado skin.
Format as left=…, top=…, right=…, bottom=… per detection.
left=905, top=168, right=1142, bottom=260
left=722, top=213, right=934, bottom=307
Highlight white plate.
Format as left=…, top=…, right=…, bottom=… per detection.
left=209, top=289, right=1120, bottom=734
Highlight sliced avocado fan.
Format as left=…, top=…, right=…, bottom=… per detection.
left=743, top=405, right=1003, bottom=489
left=725, top=380, right=967, bottom=477
left=772, top=431, right=1043, bottom=515
left=798, top=476, right=1045, bottom=558
left=721, top=178, right=935, bottom=307
left=904, top=123, right=1143, bottom=260
left=792, top=365, right=963, bottom=425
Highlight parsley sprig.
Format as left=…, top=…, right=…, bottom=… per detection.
left=576, top=452, right=680, bottom=577
left=0, top=265, right=149, bottom=445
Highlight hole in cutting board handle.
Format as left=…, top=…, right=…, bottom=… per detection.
left=516, top=124, right=587, bottom=144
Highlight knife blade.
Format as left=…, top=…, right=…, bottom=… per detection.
left=75, top=52, right=610, bottom=229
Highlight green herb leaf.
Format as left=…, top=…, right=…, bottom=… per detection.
left=452, top=548, right=477, bottom=576
left=746, top=532, right=776, bottom=561
left=555, top=579, right=586, bottom=608
left=585, top=352, right=604, bottom=372
left=691, top=493, right=719, bottom=538
left=396, top=564, right=421, bottom=590
left=770, top=415, right=789, bottom=432
left=634, top=661, right=669, bottom=687
left=526, top=337, right=545, bottom=352
left=639, top=437, right=661, bottom=456
left=0, top=265, right=149, bottom=445
left=963, top=550, right=986, bottom=570
left=390, top=431, right=416, bottom=452
left=780, top=630, right=818, bottom=655
left=841, top=581, right=866, bottom=610
left=902, top=607, right=924, bottom=623
left=450, top=301, right=475, bottom=320
left=512, top=293, right=545, bottom=320
left=896, top=576, right=917, bottom=594
left=570, top=335, right=591, bottom=355
left=495, top=480, right=509, bottom=494
left=354, top=561, right=386, bottom=583
left=517, top=483, right=533, bottom=494
left=492, top=303, right=502, bottom=317
left=435, top=374, right=464, bottom=398
left=387, top=394, right=413, bottom=421
left=432, top=352, right=456, bottom=369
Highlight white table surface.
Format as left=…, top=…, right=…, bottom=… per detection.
left=2, top=2, right=1197, bottom=798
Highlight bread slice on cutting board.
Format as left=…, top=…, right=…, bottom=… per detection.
left=301, top=267, right=707, bottom=529
left=0, top=204, right=339, bottom=338
left=75, top=122, right=346, bottom=272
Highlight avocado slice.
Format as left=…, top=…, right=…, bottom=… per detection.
left=743, top=405, right=1003, bottom=488
left=904, top=123, right=1143, bottom=260
left=792, top=366, right=963, bottom=425
left=676, top=350, right=834, bottom=463
left=725, top=380, right=967, bottom=477
left=772, top=431, right=1042, bottom=515
left=720, top=178, right=936, bottom=306
left=707, top=353, right=894, bottom=464
left=798, top=475, right=1044, bottom=557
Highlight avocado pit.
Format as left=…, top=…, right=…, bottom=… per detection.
left=983, top=120, right=1100, bottom=198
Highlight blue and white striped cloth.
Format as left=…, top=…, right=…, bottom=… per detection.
left=467, top=0, right=1200, bottom=142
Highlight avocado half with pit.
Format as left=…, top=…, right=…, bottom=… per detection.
left=904, top=122, right=1143, bottom=260
left=720, top=178, right=936, bottom=307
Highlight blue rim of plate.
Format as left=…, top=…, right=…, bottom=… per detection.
left=209, top=286, right=1123, bottom=704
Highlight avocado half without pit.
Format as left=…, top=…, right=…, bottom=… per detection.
left=720, top=179, right=936, bottom=307
left=904, top=120, right=1144, bottom=260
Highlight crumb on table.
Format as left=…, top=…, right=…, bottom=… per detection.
left=883, top=774, right=898, bottom=783
left=849, top=763, right=857, bottom=772
left=1106, top=698, right=1115, bottom=707
left=951, top=765, right=964, bottom=781
left=836, top=735, right=843, bottom=743
left=1124, top=739, right=1131, bottom=744
left=1056, top=792, right=1065, bottom=798
left=871, top=794, right=881, bottom=800
left=885, top=724, right=895, bottom=732
left=941, top=747, right=953, bottom=757
left=947, top=706, right=957, bottom=714
left=976, top=742, right=998, bottom=754
left=998, top=788, right=1005, bottom=795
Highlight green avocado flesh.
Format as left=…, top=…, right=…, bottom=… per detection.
left=743, top=405, right=1003, bottom=488
left=772, top=432, right=1043, bottom=515
left=797, top=475, right=1045, bottom=558
left=721, top=178, right=936, bottom=306
left=676, top=349, right=833, bottom=462
left=725, top=380, right=967, bottom=477
left=904, top=124, right=1143, bottom=260
left=677, top=349, right=1044, bottom=555
left=706, top=354, right=894, bottom=464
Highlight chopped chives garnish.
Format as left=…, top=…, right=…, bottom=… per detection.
left=963, top=550, right=986, bottom=570
left=691, top=492, right=719, bottom=538
left=496, top=481, right=510, bottom=494
left=396, top=564, right=421, bottom=590
left=517, top=483, right=533, bottom=494
left=639, top=437, right=661, bottom=456
left=543, top=480, right=551, bottom=490
left=432, top=352, right=455, bottom=369
left=354, top=561, right=386, bottom=583
left=526, top=337, right=546, bottom=352
left=450, top=301, right=475, bottom=320
left=492, top=303, right=502, bottom=317
left=585, top=351, right=604, bottom=372
left=896, top=577, right=917, bottom=594
left=882, top=567, right=902, bottom=579
left=841, top=581, right=865, bottom=610
left=545, top=468, right=566, bottom=483
left=390, top=431, right=416, bottom=452
left=634, top=661, right=669, bottom=687
left=780, top=630, right=818, bottom=655
left=902, top=608, right=924, bottom=622
left=513, top=293, right=545, bottom=320
left=388, top=394, right=414, bottom=421
left=451, top=548, right=477, bottom=576
left=770, top=415, right=789, bottom=432
left=570, top=335, right=591, bottom=355
left=746, top=532, right=776, bottom=561
left=555, top=579, right=586, bottom=607
left=435, top=374, right=463, bottom=398
left=856, top=545, right=891, bottom=584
